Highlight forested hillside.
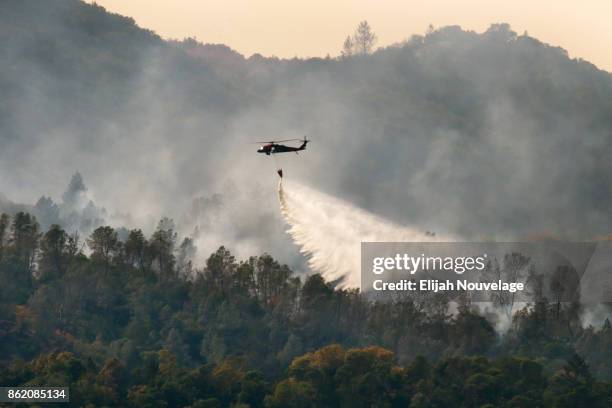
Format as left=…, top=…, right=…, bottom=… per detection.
left=1, top=1, right=612, bottom=406
left=0, top=213, right=611, bottom=406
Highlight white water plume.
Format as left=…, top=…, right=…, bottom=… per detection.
left=278, top=180, right=451, bottom=288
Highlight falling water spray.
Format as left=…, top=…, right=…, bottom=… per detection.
left=278, top=180, right=448, bottom=288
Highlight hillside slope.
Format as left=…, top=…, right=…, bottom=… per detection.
left=0, top=0, right=610, bottom=251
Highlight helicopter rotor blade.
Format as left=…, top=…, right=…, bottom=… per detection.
left=251, top=138, right=303, bottom=144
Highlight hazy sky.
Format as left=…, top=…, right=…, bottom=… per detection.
left=93, top=0, right=612, bottom=71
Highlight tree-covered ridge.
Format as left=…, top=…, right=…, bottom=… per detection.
left=0, top=212, right=611, bottom=406
left=2, top=347, right=611, bottom=407
left=1, top=2, right=612, bottom=404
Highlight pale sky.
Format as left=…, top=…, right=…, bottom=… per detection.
left=93, top=0, right=612, bottom=72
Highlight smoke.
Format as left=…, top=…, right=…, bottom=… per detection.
left=184, top=179, right=304, bottom=269
left=278, top=179, right=450, bottom=287
left=278, top=179, right=612, bottom=334
left=1, top=2, right=611, bottom=283
left=276, top=178, right=518, bottom=334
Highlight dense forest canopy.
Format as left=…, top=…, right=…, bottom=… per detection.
left=1, top=1, right=611, bottom=406
left=0, top=213, right=611, bottom=406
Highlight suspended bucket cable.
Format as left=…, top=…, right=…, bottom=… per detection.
left=273, top=153, right=283, bottom=178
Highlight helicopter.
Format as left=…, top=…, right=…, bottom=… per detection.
left=256, top=137, right=310, bottom=178
left=256, top=137, right=309, bottom=155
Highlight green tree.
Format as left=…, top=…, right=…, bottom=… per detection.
left=265, top=378, right=316, bottom=408
left=124, top=228, right=148, bottom=270
left=39, top=224, right=68, bottom=280
left=10, top=212, right=41, bottom=273
left=544, top=353, right=604, bottom=407
left=87, top=226, right=119, bottom=272
left=238, top=370, right=267, bottom=407
left=255, top=254, right=291, bottom=308
left=150, top=218, right=177, bottom=278
left=205, top=246, right=236, bottom=294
